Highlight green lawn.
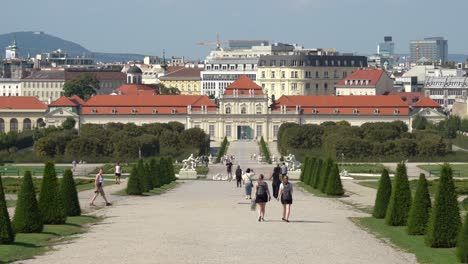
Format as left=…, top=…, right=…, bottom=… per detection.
left=6, top=200, right=16, bottom=207
left=1, top=177, right=98, bottom=194
left=340, top=163, right=391, bottom=174
left=349, top=176, right=382, bottom=181
left=356, top=178, right=468, bottom=196
left=418, top=164, right=468, bottom=177
left=0, top=165, right=71, bottom=176
left=454, top=134, right=468, bottom=150
left=354, top=217, right=458, bottom=264
left=114, top=181, right=179, bottom=196
left=0, top=215, right=100, bottom=263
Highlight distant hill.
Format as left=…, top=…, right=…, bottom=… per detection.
left=0, top=31, right=145, bottom=63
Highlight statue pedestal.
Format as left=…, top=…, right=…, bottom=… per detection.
left=287, top=171, right=301, bottom=180
left=177, top=170, right=198, bottom=179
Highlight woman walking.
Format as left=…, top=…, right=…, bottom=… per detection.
left=235, top=165, right=243, bottom=188
left=270, top=164, right=281, bottom=199
left=254, top=174, right=271, bottom=222
left=114, top=162, right=122, bottom=184
left=90, top=168, right=112, bottom=206
left=242, top=168, right=254, bottom=199
left=278, top=176, right=293, bottom=222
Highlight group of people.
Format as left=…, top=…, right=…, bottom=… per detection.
left=232, top=164, right=294, bottom=223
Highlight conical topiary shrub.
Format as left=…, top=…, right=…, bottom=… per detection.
left=325, top=163, right=344, bottom=196
left=319, top=158, right=334, bottom=193
left=306, top=157, right=317, bottom=187
left=159, top=157, right=168, bottom=185
left=12, top=171, right=43, bottom=233
left=385, top=162, right=412, bottom=226
left=144, top=162, right=153, bottom=191
left=126, top=165, right=142, bottom=195
left=300, top=157, right=310, bottom=183
left=150, top=158, right=161, bottom=189
left=0, top=175, right=14, bottom=244
left=457, top=213, right=468, bottom=263
left=60, top=169, right=81, bottom=217
left=312, top=159, right=323, bottom=189
left=39, top=162, right=66, bottom=224
left=136, top=160, right=148, bottom=192
left=372, top=169, right=392, bottom=219
left=167, top=157, right=176, bottom=182
left=407, top=173, right=431, bottom=235
left=426, top=164, right=461, bottom=248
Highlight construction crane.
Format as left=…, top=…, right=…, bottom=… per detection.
left=197, top=34, right=270, bottom=50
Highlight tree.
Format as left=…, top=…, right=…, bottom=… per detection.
left=62, top=117, right=76, bottom=130
left=426, top=164, right=461, bottom=248
left=319, top=158, right=334, bottom=193
left=372, top=169, right=392, bottom=219
left=167, top=157, right=176, bottom=182
left=0, top=174, right=14, bottom=244
left=12, top=171, right=43, bottom=233
left=306, top=158, right=317, bottom=187
left=126, top=165, right=143, bottom=195
left=158, top=84, right=181, bottom=95
left=144, top=162, right=153, bottom=191
left=60, top=169, right=81, bottom=216
left=159, top=157, right=169, bottom=185
left=407, top=173, right=431, bottom=235
left=150, top=158, right=161, bottom=188
left=325, top=163, right=344, bottom=196
left=38, top=162, right=66, bottom=224
left=457, top=213, right=468, bottom=263
left=300, top=156, right=310, bottom=183
left=385, top=162, right=412, bottom=226
left=412, top=115, right=428, bottom=130
left=137, top=160, right=149, bottom=193
left=312, top=159, right=323, bottom=189
left=63, top=73, right=100, bottom=100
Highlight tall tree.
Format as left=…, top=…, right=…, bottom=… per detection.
left=385, top=162, right=412, bottom=226
left=60, top=169, right=81, bottom=216
left=0, top=174, right=14, bottom=244
left=407, top=173, right=431, bottom=235
left=126, top=165, right=143, bottom=195
left=325, top=163, right=344, bottom=196
left=426, top=164, right=461, bottom=248
left=372, top=169, right=392, bottom=219
left=12, top=171, right=43, bottom=233
left=38, top=162, right=66, bottom=224
left=63, top=73, right=100, bottom=100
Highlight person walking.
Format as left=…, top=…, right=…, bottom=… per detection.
left=242, top=168, right=255, bottom=199
left=226, top=160, right=233, bottom=181
left=90, top=168, right=112, bottom=206
left=114, top=162, right=122, bottom=184
left=280, top=162, right=288, bottom=178
left=278, top=176, right=293, bottom=222
left=235, top=165, right=243, bottom=188
left=253, top=174, right=271, bottom=222
left=270, top=164, right=282, bottom=199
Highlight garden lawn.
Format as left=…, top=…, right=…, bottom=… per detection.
left=354, top=217, right=457, bottom=264
left=340, top=163, right=391, bottom=174
left=454, top=134, right=468, bottom=150
left=418, top=164, right=468, bottom=177
left=0, top=216, right=100, bottom=263
left=0, top=165, right=71, bottom=176
left=0, top=177, right=99, bottom=194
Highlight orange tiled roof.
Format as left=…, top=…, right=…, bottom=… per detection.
left=273, top=95, right=409, bottom=115
left=0, top=96, right=47, bottom=110
left=116, top=84, right=156, bottom=96
left=337, top=69, right=386, bottom=86
left=224, top=75, right=264, bottom=95
left=69, top=95, right=86, bottom=105
left=413, top=97, right=441, bottom=108
left=82, top=95, right=216, bottom=115
left=49, top=96, right=78, bottom=107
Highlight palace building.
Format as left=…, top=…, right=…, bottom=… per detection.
left=40, top=75, right=444, bottom=142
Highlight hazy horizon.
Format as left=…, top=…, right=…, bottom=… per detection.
left=1, top=0, right=466, bottom=60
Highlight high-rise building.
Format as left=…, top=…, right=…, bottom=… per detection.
left=409, top=37, right=448, bottom=63
left=377, top=36, right=395, bottom=58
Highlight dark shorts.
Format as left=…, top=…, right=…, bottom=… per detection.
left=281, top=197, right=293, bottom=205
left=255, top=193, right=268, bottom=203
left=115, top=173, right=121, bottom=177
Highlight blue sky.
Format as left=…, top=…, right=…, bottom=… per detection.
left=1, top=0, right=466, bottom=59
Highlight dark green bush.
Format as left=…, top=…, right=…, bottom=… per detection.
left=406, top=173, right=431, bottom=235
left=319, top=158, right=334, bottom=193
left=457, top=213, right=468, bottom=263
left=372, top=169, right=392, bottom=219
left=60, top=169, right=81, bottom=216
left=325, top=163, right=344, bottom=196
left=12, top=171, right=43, bottom=233
left=385, top=162, right=412, bottom=226
left=126, top=165, right=142, bottom=195
left=0, top=175, right=14, bottom=244
left=38, top=162, right=66, bottom=224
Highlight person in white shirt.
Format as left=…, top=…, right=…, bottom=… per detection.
left=115, top=162, right=122, bottom=184
left=242, top=168, right=255, bottom=199
left=90, top=169, right=112, bottom=206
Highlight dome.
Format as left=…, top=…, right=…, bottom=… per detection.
left=127, top=65, right=142, bottom=74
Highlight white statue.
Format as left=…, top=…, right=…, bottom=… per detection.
left=208, top=154, right=213, bottom=164
left=285, top=154, right=301, bottom=171
left=257, top=155, right=263, bottom=164
left=182, top=154, right=197, bottom=171
left=271, top=154, right=277, bottom=163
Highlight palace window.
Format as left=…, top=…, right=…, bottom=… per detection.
left=131, top=109, right=137, bottom=114
left=261, top=71, right=265, bottom=78
left=271, top=71, right=275, bottom=78
left=333, top=108, right=339, bottom=114
left=374, top=108, right=379, bottom=115
left=394, top=108, right=399, bottom=115
left=281, top=71, right=286, bottom=78
left=312, top=108, right=318, bottom=114
left=273, top=125, right=279, bottom=137
left=225, top=107, right=231, bottom=114
left=226, top=125, right=232, bottom=137
left=241, top=107, right=247, bottom=114
left=112, top=108, right=117, bottom=114
left=209, top=125, right=215, bottom=138
left=256, top=105, right=262, bottom=114
left=171, top=109, right=177, bottom=114
left=281, top=84, right=286, bottom=91
left=92, top=108, right=97, bottom=114
left=256, top=125, right=263, bottom=138
left=353, top=108, right=359, bottom=114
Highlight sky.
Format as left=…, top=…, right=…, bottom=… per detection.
left=0, top=0, right=467, bottom=60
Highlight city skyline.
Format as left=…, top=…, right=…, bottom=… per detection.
left=0, top=0, right=466, bottom=59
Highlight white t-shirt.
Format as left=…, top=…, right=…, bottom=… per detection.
left=115, top=165, right=121, bottom=174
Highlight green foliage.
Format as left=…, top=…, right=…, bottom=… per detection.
left=372, top=169, right=392, bottom=219
left=150, top=158, right=161, bottom=188
left=307, top=158, right=318, bottom=187
left=407, top=173, right=431, bottom=235
left=319, top=158, right=334, bottom=193
left=385, top=163, right=412, bottom=226
left=60, top=169, right=81, bottom=216
left=159, top=157, right=169, bottom=185
left=12, top=171, right=43, bottom=233
left=312, top=159, right=323, bottom=189
left=63, top=73, right=100, bottom=100
left=412, top=115, right=428, bottom=130
left=38, top=162, right=66, bottom=224
left=144, top=162, right=153, bottom=191
left=457, top=213, right=468, bottom=263
left=136, top=160, right=149, bottom=192
left=259, top=137, right=272, bottom=164
left=215, top=137, right=229, bottom=163
left=300, top=157, right=310, bottom=183
left=62, top=117, right=76, bottom=130
left=426, top=164, right=461, bottom=248
left=325, top=163, right=344, bottom=196
left=126, top=165, right=142, bottom=195
left=167, top=157, right=176, bottom=182
left=0, top=175, right=14, bottom=244
left=158, top=85, right=181, bottom=95
left=0, top=131, right=34, bottom=154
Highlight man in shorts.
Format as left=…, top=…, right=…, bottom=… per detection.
left=115, top=162, right=122, bottom=184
